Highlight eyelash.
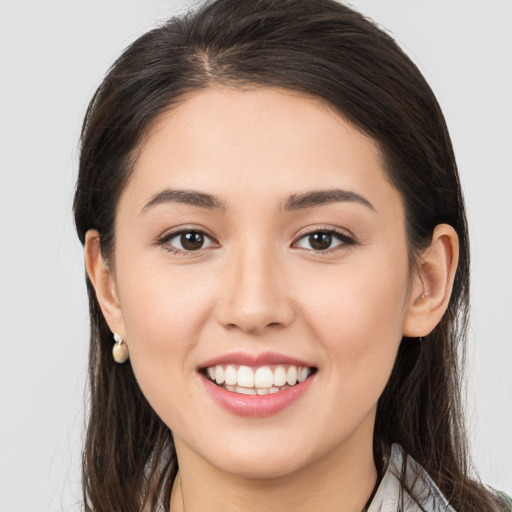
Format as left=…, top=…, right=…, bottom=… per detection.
left=294, top=227, right=357, bottom=253
left=157, top=227, right=356, bottom=255
left=157, top=228, right=218, bottom=255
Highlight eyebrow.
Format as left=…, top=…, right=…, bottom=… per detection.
left=141, top=187, right=375, bottom=214
left=142, top=189, right=228, bottom=213
left=284, top=189, right=375, bottom=212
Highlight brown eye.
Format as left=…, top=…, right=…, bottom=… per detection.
left=162, top=229, right=215, bottom=253
left=308, top=232, right=332, bottom=251
left=294, top=229, right=355, bottom=252
left=180, top=231, right=205, bottom=250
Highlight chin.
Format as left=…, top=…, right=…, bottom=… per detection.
left=208, top=449, right=312, bottom=480
left=188, top=427, right=335, bottom=481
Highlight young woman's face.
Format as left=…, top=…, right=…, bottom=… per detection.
left=112, top=87, right=412, bottom=478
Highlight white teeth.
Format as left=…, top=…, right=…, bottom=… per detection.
left=205, top=363, right=314, bottom=394
left=215, top=365, right=225, bottom=385
left=273, top=365, right=287, bottom=386
left=286, top=365, right=297, bottom=386
left=236, top=386, right=257, bottom=395
left=298, top=367, right=310, bottom=383
left=237, top=365, right=255, bottom=387
left=254, top=367, right=273, bottom=388
left=224, top=365, right=237, bottom=386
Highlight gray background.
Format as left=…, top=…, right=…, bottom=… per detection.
left=0, top=1, right=510, bottom=510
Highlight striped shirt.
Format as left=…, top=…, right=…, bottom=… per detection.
left=368, top=444, right=456, bottom=512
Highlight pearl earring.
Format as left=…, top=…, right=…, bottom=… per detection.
left=112, top=333, right=129, bottom=364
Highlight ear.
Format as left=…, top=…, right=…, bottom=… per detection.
left=402, top=224, right=459, bottom=337
left=85, top=230, right=126, bottom=338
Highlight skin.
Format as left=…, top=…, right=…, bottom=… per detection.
left=86, top=87, right=458, bottom=512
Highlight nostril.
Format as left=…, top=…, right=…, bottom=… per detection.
left=215, top=268, right=295, bottom=333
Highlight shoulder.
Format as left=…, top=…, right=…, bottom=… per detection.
left=368, top=444, right=456, bottom=512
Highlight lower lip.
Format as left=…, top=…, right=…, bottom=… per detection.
left=199, top=373, right=315, bottom=417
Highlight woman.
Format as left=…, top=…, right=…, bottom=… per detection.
left=73, top=0, right=510, bottom=510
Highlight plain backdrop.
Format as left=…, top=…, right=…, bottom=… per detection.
left=0, top=1, right=511, bottom=510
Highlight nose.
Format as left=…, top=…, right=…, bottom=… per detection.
left=216, top=244, right=295, bottom=334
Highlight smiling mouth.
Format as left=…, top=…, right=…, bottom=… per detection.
left=202, top=364, right=317, bottom=395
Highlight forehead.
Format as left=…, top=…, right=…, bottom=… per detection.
left=122, top=86, right=402, bottom=217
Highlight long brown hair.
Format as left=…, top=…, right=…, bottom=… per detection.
left=73, top=1, right=507, bottom=510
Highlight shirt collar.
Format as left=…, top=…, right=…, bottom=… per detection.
left=368, top=444, right=456, bottom=512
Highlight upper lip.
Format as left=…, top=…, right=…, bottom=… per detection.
left=199, top=351, right=316, bottom=369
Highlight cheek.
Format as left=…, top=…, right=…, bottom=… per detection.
left=113, top=258, right=215, bottom=409
left=116, top=252, right=215, bottom=344
left=297, top=251, right=410, bottom=399
left=302, top=254, right=409, bottom=335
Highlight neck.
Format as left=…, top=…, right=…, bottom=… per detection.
left=171, top=432, right=377, bottom=512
